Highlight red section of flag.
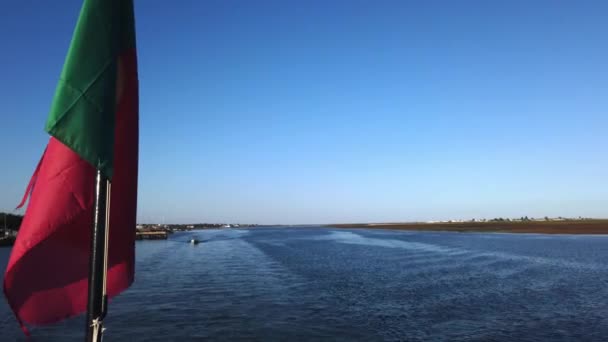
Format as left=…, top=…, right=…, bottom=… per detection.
left=16, top=147, right=45, bottom=210
left=3, top=50, right=138, bottom=328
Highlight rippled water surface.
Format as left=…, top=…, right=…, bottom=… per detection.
left=2, top=227, right=608, bottom=341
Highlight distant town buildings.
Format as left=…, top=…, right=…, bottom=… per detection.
left=135, top=223, right=258, bottom=232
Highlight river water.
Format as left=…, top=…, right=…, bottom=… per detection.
left=1, top=227, right=608, bottom=341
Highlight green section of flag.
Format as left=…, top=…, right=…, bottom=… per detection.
left=45, top=0, right=136, bottom=178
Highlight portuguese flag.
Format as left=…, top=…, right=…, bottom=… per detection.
left=3, top=0, right=138, bottom=331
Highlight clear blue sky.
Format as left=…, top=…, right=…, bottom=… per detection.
left=1, top=0, right=607, bottom=224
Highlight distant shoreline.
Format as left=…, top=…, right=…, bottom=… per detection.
left=328, top=220, right=608, bottom=234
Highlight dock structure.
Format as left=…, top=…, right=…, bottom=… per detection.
left=0, top=236, right=16, bottom=247
left=135, top=230, right=168, bottom=240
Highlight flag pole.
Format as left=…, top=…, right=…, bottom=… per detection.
left=85, top=170, right=110, bottom=342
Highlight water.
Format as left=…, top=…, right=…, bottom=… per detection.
left=2, top=227, right=608, bottom=341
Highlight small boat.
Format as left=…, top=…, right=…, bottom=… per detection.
left=190, top=238, right=200, bottom=245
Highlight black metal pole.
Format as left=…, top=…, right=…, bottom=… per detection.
left=85, top=170, right=109, bottom=342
